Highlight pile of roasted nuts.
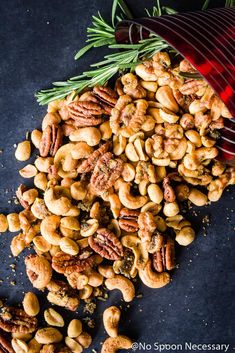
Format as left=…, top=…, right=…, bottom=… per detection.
left=0, top=52, right=235, bottom=352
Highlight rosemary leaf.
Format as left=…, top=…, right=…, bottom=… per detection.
left=117, top=0, right=133, bottom=19
left=74, top=43, right=94, bottom=60
left=162, top=6, right=178, bottom=14
left=112, top=0, right=119, bottom=26
left=179, top=71, right=203, bottom=79
left=202, top=0, right=210, bottom=10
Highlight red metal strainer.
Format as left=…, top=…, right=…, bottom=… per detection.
left=115, top=6, right=235, bottom=164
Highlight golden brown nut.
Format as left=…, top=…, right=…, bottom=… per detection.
left=23, top=293, right=40, bottom=317
left=15, top=141, right=31, bottom=161
left=103, top=306, right=121, bottom=338
left=25, top=254, right=52, bottom=289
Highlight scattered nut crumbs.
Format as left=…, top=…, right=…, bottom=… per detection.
left=83, top=302, right=97, bottom=315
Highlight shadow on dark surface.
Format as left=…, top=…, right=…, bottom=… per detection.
left=0, top=1, right=235, bottom=352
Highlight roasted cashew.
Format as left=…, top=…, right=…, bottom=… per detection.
left=135, top=63, right=158, bottom=81
left=103, top=306, right=121, bottom=338
left=101, top=336, right=132, bottom=353
left=41, top=112, right=61, bottom=130
left=108, top=193, right=122, bottom=219
left=54, top=143, right=79, bottom=178
left=70, top=181, right=87, bottom=201
left=100, top=121, right=112, bottom=140
left=183, top=147, right=218, bottom=170
left=159, top=108, right=179, bottom=124
left=105, top=275, right=135, bottom=302
left=69, top=127, right=101, bottom=146
left=60, top=216, right=80, bottom=238
left=138, top=260, right=170, bottom=288
left=70, top=142, right=93, bottom=160
left=44, top=186, right=71, bottom=216
left=156, top=86, right=179, bottom=113
left=118, top=181, right=147, bottom=209
left=40, top=215, right=62, bottom=245
left=31, top=198, right=51, bottom=219
left=98, top=265, right=116, bottom=279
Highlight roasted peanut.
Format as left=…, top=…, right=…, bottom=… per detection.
left=176, top=226, right=195, bottom=246
left=7, top=213, right=20, bottom=232
left=65, top=337, right=83, bottom=353
left=11, top=338, right=28, bottom=353
left=67, top=319, right=83, bottom=338
left=147, top=184, right=163, bottom=204
left=27, top=338, right=41, bottom=353
left=23, top=292, right=40, bottom=317
left=188, top=188, right=208, bottom=206
left=35, top=328, right=63, bottom=344
left=163, top=202, right=180, bottom=217
left=76, top=332, right=92, bottom=349
left=0, top=214, right=8, bottom=232
left=44, top=308, right=64, bottom=327
left=15, top=141, right=31, bottom=161
left=19, top=164, right=38, bottom=178
left=34, top=172, right=48, bottom=191
left=31, top=130, right=42, bottom=149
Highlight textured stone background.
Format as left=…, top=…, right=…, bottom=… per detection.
left=0, top=0, right=234, bottom=352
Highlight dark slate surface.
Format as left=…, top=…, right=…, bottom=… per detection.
left=0, top=1, right=234, bottom=352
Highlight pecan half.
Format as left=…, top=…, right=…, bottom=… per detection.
left=179, top=79, right=206, bottom=95
left=16, top=184, right=29, bottom=209
left=46, top=280, right=80, bottom=311
left=68, top=101, right=104, bottom=127
left=90, top=152, right=124, bottom=192
left=153, top=237, right=175, bottom=273
left=93, top=86, right=118, bottom=115
left=52, top=251, right=93, bottom=275
left=163, top=177, right=176, bottom=202
left=0, top=329, right=14, bottom=353
left=0, top=307, right=37, bottom=334
left=138, top=212, right=157, bottom=243
left=77, top=142, right=110, bottom=174
left=39, top=124, right=63, bottom=157
left=88, top=228, right=123, bottom=260
left=118, top=208, right=140, bottom=232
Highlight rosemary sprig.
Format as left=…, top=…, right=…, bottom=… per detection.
left=225, top=0, right=235, bottom=6
left=36, top=37, right=168, bottom=105
left=202, top=0, right=210, bottom=10
left=74, top=12, right=116, bottom=60
left=75, top=0, right=133, bottom=60
left=36, top=0, right=173, bottom=105
left=36, top=0, right=233, bottom=105
left=145, top=0, right=177, bottom=16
